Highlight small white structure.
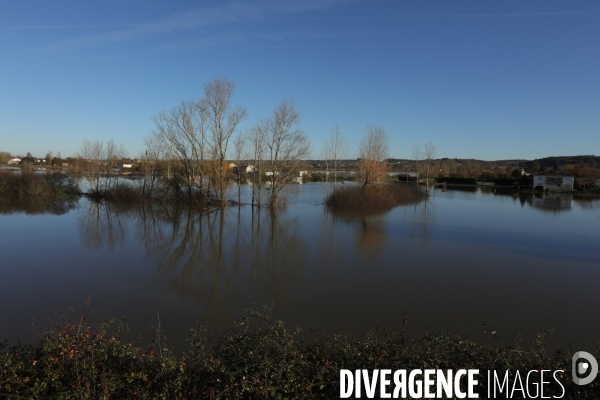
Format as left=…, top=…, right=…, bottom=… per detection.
left=533, top=170, right=574, bottom=191
left=118, top=163, right=132, bottom=169
left=228, top=162, right=237, bottom=169
left=299, top=170, right=308, bottom=177
left=265, top=171, right=279, bottom=177
left=246, top=165, right=255, bottom=173
left=7, top=158, right=21, bottom=165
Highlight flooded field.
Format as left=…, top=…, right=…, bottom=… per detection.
left=1, top=183, right=599, bottom=352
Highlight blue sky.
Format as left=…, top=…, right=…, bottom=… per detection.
left=1, top=0, right=598, bottom=161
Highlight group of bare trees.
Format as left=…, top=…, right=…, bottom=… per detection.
left=77, top=139, right=128, bottom=195
left=321, top=123, right=390, bottom=189
left=145, top=78, right=247, bottom=204
left=320, top=124, right=438, bottom=196
left=144, top=78, right=310, bottom=207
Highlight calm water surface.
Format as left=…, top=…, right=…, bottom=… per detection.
left=1, top=183, right=599, bottom=351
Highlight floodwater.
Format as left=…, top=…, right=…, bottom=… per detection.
left=1, top=183, right=599, bottom=352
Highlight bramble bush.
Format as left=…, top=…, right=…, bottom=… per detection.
left=1, top=302, right=598, bottom=399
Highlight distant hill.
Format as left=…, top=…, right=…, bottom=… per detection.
left=533, top=155, right=600, bottom=168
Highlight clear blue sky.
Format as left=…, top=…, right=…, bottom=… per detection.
left=1, top=0, right=598, bottom=161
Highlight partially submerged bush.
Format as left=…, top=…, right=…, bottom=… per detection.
left=326, top=183, right=422, bottom=209
left=0, top=172, right=80, bottom=199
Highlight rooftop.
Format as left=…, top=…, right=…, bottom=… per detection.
left=533, top=170, right=573, bottom=177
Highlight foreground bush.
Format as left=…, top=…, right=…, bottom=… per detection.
left=1, top=304, right=597, bottom=399
left=326, top=183, right=422, bottom=209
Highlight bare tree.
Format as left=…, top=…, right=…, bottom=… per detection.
left=322, top=123, right=349, bottom=191
left=78, top=140, right=104, bottom=194
left=139, top=134, right=166, bottom=198
left=104, top=139, right=128, bottom=192
left=249, top=121, right=267, bottom=207
left=411, top=144, right=423, bottom=191
left=149, top=100, right=207, bottom=200
left=0, top=152, right=12, bottom=165
left=357, top=124, right=390, bottom=187
left=231, top=132, right=248, bottom=205
left=263, top=99, right=311, bottom=207
left=424, top=142, right=437, bottom=194
left=202, top=77, right=247, bottom=205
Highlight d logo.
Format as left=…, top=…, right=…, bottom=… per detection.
left=572, top=351, right=598, bottom=386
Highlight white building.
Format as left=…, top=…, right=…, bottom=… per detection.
left=246, top=165, right=255, bottom=173
left=7, top=158, right=21, bottom=165
left=533, top=170, right=574, bottom=191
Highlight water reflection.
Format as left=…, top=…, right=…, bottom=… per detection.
left=77, top=202, right=308, bottom=325
left=329, top=208, right=391, bottom=251
left=78, top=201, right=129, bottom=251
left=0, top=197, right=78, bottom=215
left=2, top=183, right=600, bottom=353
left=530, top=194, right=572, bottom=212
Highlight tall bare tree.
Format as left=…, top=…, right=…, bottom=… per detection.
left=231, top=132, right=248, bottom=205
left=263, top=99, right=311, bottom=207
left=139, top=134, right=166, bottom=198
left=322, top=123, right=349, bottom=190
left=149, top=100, right=207, bottom=199
left=78, top=140, right=104, bottom=194
left=411, top=144, right=423, bottom=190
left=104, top=139, right=128, bottom=192
left=424, top=142, right=437, bottom=194
left=357, top=124, right=390, bottom=187
left=202, top=77, right=247, bottom=205
left=249, top=121, right=267, bottom=208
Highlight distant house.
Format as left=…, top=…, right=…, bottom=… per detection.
left=533, top=170, right=574, bottom=191
left=246, top=165, right=255, bottom=173
left=228, top=162, right=237, bottom=169
left=7, top=158, right=21, bottom=165
left=265, top=171, right=279, bottom=177
left=118, top=163, right=132, bottom=169
left=299, top=171, right=308, bottom=177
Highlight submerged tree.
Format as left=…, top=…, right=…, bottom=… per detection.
left=203, top=77, right=247, bottom=205
left=78, top=140, right=104, bottom=194
left=262, top=99, right=311, bottom=207
left=149, top=100, right=206, bottom=199
left=322, top=123, right=349, bottom=190
left=356, top=124, right=390, bottom=188
left=146, top=77, right=246, bottom=205
left=424, top=142, right=437, bottom=195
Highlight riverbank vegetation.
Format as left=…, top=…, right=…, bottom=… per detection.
left=0, top=304, right=594, bottom=399
left=0, top=172, right=80, bottom=199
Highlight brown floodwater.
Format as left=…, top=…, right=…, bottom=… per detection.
left=0, top=184, right=599, bottom=353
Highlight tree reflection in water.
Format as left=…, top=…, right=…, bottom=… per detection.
left=77, top=201, right=307, bottom=325
left=328, top=208, right=391, bottom=252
